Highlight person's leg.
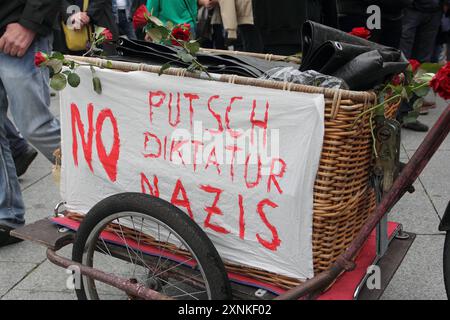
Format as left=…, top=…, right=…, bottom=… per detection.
left=413, top=11, right=442, bottom=62
left=0, top=35, right=60, bottom=163
left=376, top=18, right=402, bottom=49
left=212, top=24, right=226, bottom=50
left=399, top=8, right=421, bottom=59
left=237, top=24, right=264, bottom=53
left=5, top=118, right=28, bottom=159
left=0, top=78, right=26, bottom=230
left=118, top=9, right=137, bottom=40
left=5, top=119, right=38, bottom=178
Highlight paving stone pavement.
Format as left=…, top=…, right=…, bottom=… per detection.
left=0, top=94, right=448, bottom=300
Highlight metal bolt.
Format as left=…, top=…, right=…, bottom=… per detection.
left=58, top=227, right=69, bottom=233
left=255, top=289, right=267, bottom=298
left=377, top=127, right=392, bottom=141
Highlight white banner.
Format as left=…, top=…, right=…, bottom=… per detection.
left=60, top=66, right=325, bottom=280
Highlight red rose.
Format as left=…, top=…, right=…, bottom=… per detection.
left=34, top=51, right=48, bottom=67
left=430, top=62, right=450, bottom=100
left=349, top=27, right=371, bottom=39
left=392, top=73, right=405, bottom=86
left=100, top=29, right=113, bottom=42
left=133, top=5, right=150, bottom=30
left=409, top=59, right=421, bottom=73
left=171, top=24, right=191, bottom=46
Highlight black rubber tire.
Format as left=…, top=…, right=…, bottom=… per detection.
left=444, top=231, right=450, bottom=300
left=72, top=192, right=232, bottom=300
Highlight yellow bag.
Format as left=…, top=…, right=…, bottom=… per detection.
left=61, top=0, right=92, bottom=51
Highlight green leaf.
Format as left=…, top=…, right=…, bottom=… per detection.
left=50, top=73, right=67, bottom=91
left=146, top=26, right=169, bottom=42
left=177, top=51, right=194, bottom=63
left=51, top=51, right=65, bottom=60
left=185, top=40, right=200, bottom=55
left=106, top=60, right=113, bottom=69
left=62, top=70, right=71, bottom=76
left=166, top=21, right=174, bottom=30
left=148, top=15, right=164, bottom=26
left=92, top=77, right=102, bottom=94
left=158, top=62, right=171, bottom=76
left=412, top=85, right=430, bottom=98
left=68, top=72, right=81, bottom=88
left=95, top=26, right=106, bottom=37
left=402, top=113, right=419, bottom=124
left=47, top=59, right=63, bottom=74
left=412, top=98, right=424, bottom=111
left=419, top=63, right=441, bottom=74
left=187, top=63, right=197, bottom=72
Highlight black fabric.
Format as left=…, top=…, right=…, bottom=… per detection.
left=252, top=0, right=338, bottom=53
left=0, top=0, right=61, bottom=36
left=337, top=0, right=413, bottom=19
left=413, top=0, right=442, bottom=12
left=115, top=37, right=294, bottom=78
left=301, top=21, right=408, bottom=90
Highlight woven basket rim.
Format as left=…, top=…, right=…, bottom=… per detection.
left=65, top=55, right=377, bottom=104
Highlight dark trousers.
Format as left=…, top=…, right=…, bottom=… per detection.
left=339, top=15, right=403, bottom=49
left=238, top=25, right=264, bottom=53
left=400, top=8, right=442, bottom=62
left=117, top=9, right=137, bottom=40
left=5, top=118, right=28, bottom=159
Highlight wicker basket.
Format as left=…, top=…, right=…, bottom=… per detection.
left=64, top=55, right=401, bottom=289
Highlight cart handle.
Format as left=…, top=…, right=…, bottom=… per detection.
left=46, top=248, right=173, bottom=300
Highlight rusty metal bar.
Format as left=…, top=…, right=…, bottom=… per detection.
left=46, top=248, right=173, bottom=300
left=277, top=105, right=450, bottom=300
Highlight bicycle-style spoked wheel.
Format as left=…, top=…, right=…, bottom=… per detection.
left=72, top=193, right=232, bottom=300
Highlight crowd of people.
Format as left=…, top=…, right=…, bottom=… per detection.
left=0, top=0, right=448, bottom=246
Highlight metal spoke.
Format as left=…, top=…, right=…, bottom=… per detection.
left=83, top=212, right=211, bottom=300
left=171, top=290, right=207, bottom=299
left=151, top=257, right=194, bottom=279
left=110, top=227, right=156, bottom=274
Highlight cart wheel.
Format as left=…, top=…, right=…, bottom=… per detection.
left=444, top=231, right=450, bottom=300
left=72, top=193, right=232, bottom=300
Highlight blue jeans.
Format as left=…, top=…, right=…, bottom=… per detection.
left=0, top=35, right=61, bottom=228
left=117, top=9, right=137, bottom=40
left=5, top=118, right=29, bottom=159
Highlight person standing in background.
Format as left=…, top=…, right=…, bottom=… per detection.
left=147, top=0, right=207, bottom=33
left=338, top=0, right=412, bottom=48
left=397, top=0, right=442, bottom=132
left=113, top=0, right=137, bottom=39
left=431, top=0, right=450, bottom=62
left=210, top=0, right=263, bottom=53
left=59, top=0, right=119, bottom=53
left=0, top=0, right=62, bottom=246
left=400, top=0, right=442, bottom=62
left=252, top=0, right=338, bottom=55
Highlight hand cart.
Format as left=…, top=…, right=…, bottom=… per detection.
left=9, top=55, right=450, bottom=300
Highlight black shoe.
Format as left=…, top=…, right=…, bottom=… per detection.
left=0, top=225, right=23, bottom=248
left=14, top=146, right=38, bottom=177
left=402, top=121, right=429, bottom=132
